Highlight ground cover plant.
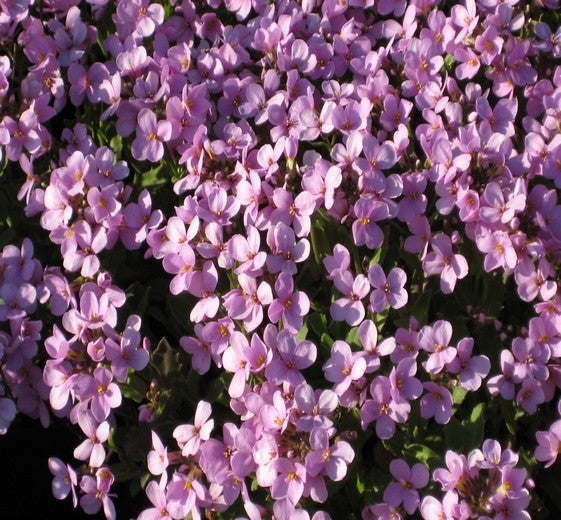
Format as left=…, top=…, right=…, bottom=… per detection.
left=1, top=0, right=561, bottom=518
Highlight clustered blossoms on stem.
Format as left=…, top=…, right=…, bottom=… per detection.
left=365, top=440, right=533, bottom=519
left=0, top=0, right=561, bottom=518
left=421, top=440, right=532, bottom=520
left=0, top=239, right=46, bottom=433
left=41, top=270, right=151, bottom=518
left=356, top=318, right=490, bottom=438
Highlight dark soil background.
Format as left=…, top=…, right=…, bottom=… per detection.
left=1, top=415, right=146, bottom=520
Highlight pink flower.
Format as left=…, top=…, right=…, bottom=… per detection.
left=270, top=188, right=315, bottom=237
left=137, top=481, right=173, bottom=520
left=162, top=245, right=196, bottom=296
left=368, top=264, right=408, bottom=312
left=420, top=382, right=453, bottom=424
left=224, top=0, right=253, bottom=21
left=166, top=474, right=210, bottom=520
left=447, top=338, right=490, bottom=391
left=404, top=216, right=432, bottom=259
left=104, top=316, right=149, bottom=382
left=147, top=431, right=169, bottom=476
left=475, top=230, right=518, bottom=272
left=188, top=261, right=220, bottom=323
left=361, top=376, right=410, bottom=439
left=305, top=162, right=342, bottom=210
left=197, top=186, right=240, bottom=225
left=222, top=331, right=255, bottom=398
left=228, top=226, right=267, bottom=275
left=516, top=379, right=544, bottom=415
left=266, top=223, right=310, bottom=275
left=422, top=233, right=468, bottom=294
left=265, top=330, right=317, bottom=387
left=116, top=0, right=164, bottom=38
left=132, top=108, right=172, bottom=163
left=487, top=350, right=517, bottom=400
left=330, top=271, right=370, bottom=326
left=359, top=319, right=384, bottom=372
left=48, top=457, right=78, bottom=506
left=352, top=198, right=389, bottom=249
left=480, top=182, right=525, bottom=226
left=535, top=420, right=561, bottom=468
left=173, top=400, right=214, bottom=457
left=260, top=390, right=289, bottom=433
left=294, top=383, right=338, bottom=432
left=0, top=398, right=16, bottom=434
left=454, top=48, right=480, bottom=80
left=420, top=494, right=458, bottom=520
left=305, top=427, right=355, bottom=481
left=180, top=325, right=212, bottom=375
left=63, top=221, right=108, bottom=278
left=79, top=472, right=116, bottom=520
left=323, top=340, right=366, bottom=395
left=383, top=459, right=429, bottom=514
left=73, top=366, right=122, bottom=422
left=267, top=272, right=310, bottom=333
left=73, top=415, right=109, bottom=468
left=271, top=458, right=307, bottom=504
left=222, top=274, right=273, bottom=332
left=389, top=358, right=423, bottom=403
left=418, top=320, right=457, bottom=374
left=323, top=244, right=351, bottom=279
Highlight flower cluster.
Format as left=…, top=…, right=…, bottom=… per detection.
left=0, top=238, right=46, bottom=433
left=420, top=440, right=532, bottom=520
left=0, top=0, right=560, bottom=518
left=139, top=396, right=350, bottom=519
left=358, top=318, right=490, bottom=438
left=42, top=270, right=151, bottom=516
left=366, top=440, right=532, bottom=519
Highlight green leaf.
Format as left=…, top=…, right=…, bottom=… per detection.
left=163, top=0, right=175, bottom=18
left=138, top=162, right=168, bottom=188
left=404, top=443, right=441, bottom=466
left=310, top=216, right=330, bottom=266
left=151, top=337, right=181, bottom=379
left=328, top=318, right=345, bottom=339
left=111, top=461, right=136, bottom=482
left=368, top=233, right=386, bottom=267
left=129, top=478, right=142, bottom=497
left=107, top=427, right=119, bottom=452
left=205, top=375, right=229, bottom=408
left=321, top=333, right=334, bottom=349
left=181, top=367, right=201, bottom=406
left=140, top=472, right=151, bottom=489
left=470, top=402, right=485, bottom=423
left=121, top=374, right=148, bottom=403
left=127, top=282, right=151, bottom=318
left=308, top=313, right=328, bottom=337
left=410, top=288, right=432, bottom=326
left=295, top=322, right=308, bottom=341
left=467, top=403, right=485, bottom=448
left=444, top=417, right=469, bottom=451
left=346, top=327, right=361, bottom=348
left=166, top=293, right=195, bottom=333
left=444, top=403, right=486, bottom=452
left=109, top=135, right=123, bottom=159
left=452, top=385, right=467, bottom=405
left=482, top=272, right=507, bottom=317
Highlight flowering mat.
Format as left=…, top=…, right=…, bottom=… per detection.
left=1, top=0, right=561, bottom=519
